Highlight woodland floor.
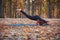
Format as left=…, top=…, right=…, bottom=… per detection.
left=0, top=18, right=60, bottom=40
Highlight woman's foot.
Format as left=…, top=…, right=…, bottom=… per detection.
left=17, top=9, right=22, bottom=11
left=16, top=9, right=22, bottom=14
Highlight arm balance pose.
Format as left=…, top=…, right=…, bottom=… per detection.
left=18, top=9, right=48, bottom=25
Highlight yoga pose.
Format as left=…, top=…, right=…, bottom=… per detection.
left=17, top=9, right=48, bottom=25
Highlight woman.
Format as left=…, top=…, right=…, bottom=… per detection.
left=17, top=9, right=48, bottom=25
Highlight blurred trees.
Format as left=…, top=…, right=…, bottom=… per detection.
left=1, top=0, right=60, bottom=18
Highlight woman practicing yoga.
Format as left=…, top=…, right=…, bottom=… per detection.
left=17, top=9, right=48, bottom=25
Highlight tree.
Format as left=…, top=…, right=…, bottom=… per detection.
left=0, top=0, right=4, bottom=18
left=39, top=0, right=42, bottom=16
left=32, top=0, right=35, bottom=16
left=57, top=0, right=60, bottom=18
left=47, top=0, right=52, bottom=18
left=26, top=0, right=30, bottom=15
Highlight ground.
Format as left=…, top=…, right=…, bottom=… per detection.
left=0, top=18, right=60, bottom=40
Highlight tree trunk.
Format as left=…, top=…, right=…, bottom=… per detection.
left=57, top=0, right=60, bottom=18
left=39, top=0, right=42, bottom=16
left=0, top=0, right=4, bottom=18
left=47, top=0, right=52, bottom=18
left=26, top=0, right=30, bottom=15
left=32, top=0, right=35, bottom=16
left=9, top=0, right=12, bottom=18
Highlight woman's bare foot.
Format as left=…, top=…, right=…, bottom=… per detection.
left=16, top=9, right=22, bottom=13
left=17, top=9, right=22, bottom=12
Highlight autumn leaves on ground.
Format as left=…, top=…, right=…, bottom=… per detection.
left=0, top=18, right=60, bottom=40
